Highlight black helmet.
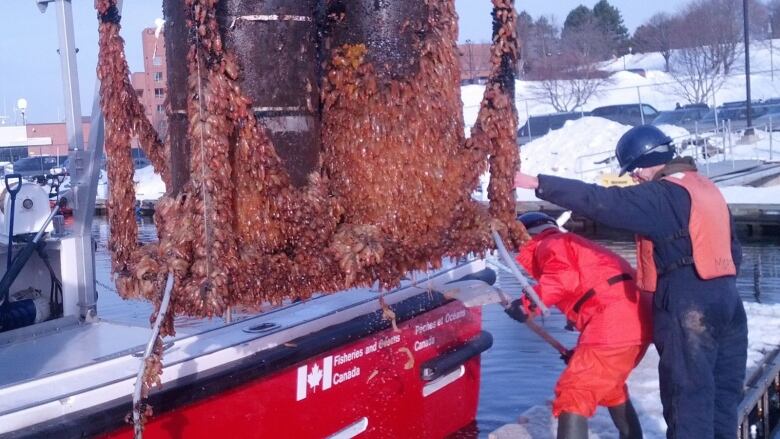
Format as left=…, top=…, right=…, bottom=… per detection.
left=616, top=125, right=675, bottom=176
left=518, top=212, right=557, bottom=234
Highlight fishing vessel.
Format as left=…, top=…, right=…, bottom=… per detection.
left=0, top=1, right=497, bottom=438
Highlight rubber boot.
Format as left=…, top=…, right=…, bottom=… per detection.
left=557, top=412, right=588, bottom=439
left=608, top=399, right=643, bottom=439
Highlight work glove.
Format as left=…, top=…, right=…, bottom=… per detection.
left=560, top=349, right=575, bottom=365
left=522, top=293, right=538, bottom=315
left=504, top=299, right=529, bottom=323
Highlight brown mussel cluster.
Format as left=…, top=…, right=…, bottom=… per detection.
left=96, top=0, right=527, bottom=342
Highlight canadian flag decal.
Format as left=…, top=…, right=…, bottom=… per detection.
left=296, top=355, right=333, bottom=401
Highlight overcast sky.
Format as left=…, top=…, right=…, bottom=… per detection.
left=0, top=1, right=682, bottom=124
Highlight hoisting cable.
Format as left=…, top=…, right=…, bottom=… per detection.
left=132, top=273, right=174, bottom=439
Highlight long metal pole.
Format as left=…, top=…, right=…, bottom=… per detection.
left=490, top=230, right=550, bottom=316
left=744, top=0, right=754, bottom=135
left=54, top=0, right=84, bottom=151
left=53, top=0, right=123, bottom=321
left=771, top=116, right=775, bottom=160
left=637, top=87, right=645, bottom=124
left=771, top=23, right=775, bottom=82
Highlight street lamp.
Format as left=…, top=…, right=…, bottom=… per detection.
left=16, top=98, right=27, bottom=125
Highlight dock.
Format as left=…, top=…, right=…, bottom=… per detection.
left=515, top=201, right=780, bottom=236
left=488, top=346, right=780, bottom=439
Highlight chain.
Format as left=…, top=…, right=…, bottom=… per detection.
left=95, top=278, right=119, bottom=295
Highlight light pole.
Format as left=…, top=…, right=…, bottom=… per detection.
left=743, top=0, right=755, bottom=138
left=465, top=39, right=474, bottom=84
left=770, top=22, right=774, bottom=82
left=623, top=46, right=633, bottom=71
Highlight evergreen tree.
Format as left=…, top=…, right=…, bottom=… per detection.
left=593, top=0, right=629, bottom=52
left=516, top=10, right=535, bottom=75
left=563, top=5, right=594, bottom=36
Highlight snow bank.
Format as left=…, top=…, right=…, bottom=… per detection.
left=96, top=166, right=166, bottom=202
left=494, top=302, right=780, bottom=439
left=133, top=166, right=166, bottom=200
left=518, top=117, right=688, bottom=184
left=519, top=117, right=624, bottom=183
left=721, top=185, right=780, bottom=204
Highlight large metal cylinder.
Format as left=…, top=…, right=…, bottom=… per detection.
left=163, top=0, right=190, bottom=195
left=324, top=0, right=428, bottom=80
left=217, top=0, right=321, bottom=187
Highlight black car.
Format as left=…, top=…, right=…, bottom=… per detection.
left=751, top=104, right=780, bottom=130
left=130, top=148, right=151, bottom=169
left=681, top=103, right=710, bottom=110
left=517, top=111, right=589, bottom=144
left=698, top=104, right=772, bottom=132
left=652, top=108, right=709, bottom=132
left=9, top=155, right=69, bottom=182
left=591, top=104, right=659, bottom=126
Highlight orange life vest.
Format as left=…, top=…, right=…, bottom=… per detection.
left=635, top=171, right=736, bottom=292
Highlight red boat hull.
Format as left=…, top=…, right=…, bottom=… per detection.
left=103, top=301, right=484, bottom=439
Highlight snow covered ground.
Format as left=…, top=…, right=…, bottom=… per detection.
left=490, top=302, right=780, bottom=439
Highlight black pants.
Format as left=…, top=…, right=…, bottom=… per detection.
left=653, top=284, right=748, bottom=438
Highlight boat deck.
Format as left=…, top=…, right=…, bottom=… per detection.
left=0, top=258, right=485, bottom=433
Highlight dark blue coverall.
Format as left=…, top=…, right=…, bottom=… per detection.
left=534, top=174, right=747, bottom=439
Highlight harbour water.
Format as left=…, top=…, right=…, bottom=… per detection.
left=90, top=218, right=780, bottom=437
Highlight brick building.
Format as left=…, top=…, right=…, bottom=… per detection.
left=25, top=118, right=90, bottom=156
left=130, top=27, right=167, bottom=132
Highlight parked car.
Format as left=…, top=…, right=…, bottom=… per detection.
left=517, top=111, right=589, bottom=144
left=750, top=104, right=780, bottom=130
left=7, top=155, right=68, bottom=183
left=698, top=104, right=772, bottom=132
left=130, top=148, right=151, bottom=169
left=591, top=104, right=659, bottom=126
left=652, top=108, right=709, bottom=132
left=625, top=68, right=647, bottom=77
left=681, top=103, right=709, bottom=110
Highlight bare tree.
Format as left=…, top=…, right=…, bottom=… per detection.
left=633, top=13, right=676, bottom=72
left=770, top=0, right=780, bottom=38
left=529, top=26, right=611, bottom=112
left=522, top=15, right=561, bottom=76
left=669, top=13, right=726, bottom=105
left=681, top=0, right=750, bottom=75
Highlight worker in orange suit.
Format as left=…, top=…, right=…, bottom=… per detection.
left=505, top=212, right=652, bottom=439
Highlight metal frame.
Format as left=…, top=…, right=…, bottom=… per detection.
left=738, top=347, right=780, bottom=438
left=40, top=0, right=124, bottom=321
